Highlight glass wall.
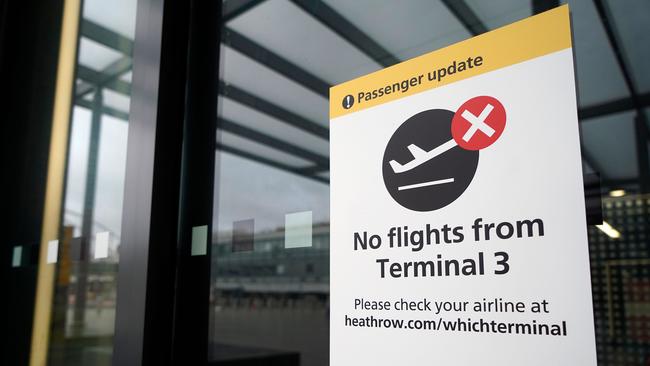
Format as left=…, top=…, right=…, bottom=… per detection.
left=4, top=0, right=648, bottom=365
left=210, top=0, right=649, bottom=365
left=48, top=0, right=136, bottom=364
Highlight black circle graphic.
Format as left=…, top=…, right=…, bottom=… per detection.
left=382, top=109, right=479, bottom=212
left=342, top=94, right=354, bottom=109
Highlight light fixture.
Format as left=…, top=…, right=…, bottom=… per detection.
left=596, top=221, right=621, bottom=239
left=609, top=189, right=626, bottom=197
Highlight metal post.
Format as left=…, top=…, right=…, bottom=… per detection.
left=635, top=113, right=650, bottom=193
left=171, top=0, right=220, bottom=363
left=112, top=0, right=192, bottom=364
left=72, top=87, right=102, bottom=334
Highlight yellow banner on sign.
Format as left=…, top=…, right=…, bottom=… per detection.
left=330, top=5, right=571, bottom=119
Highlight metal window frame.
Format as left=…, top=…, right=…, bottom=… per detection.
left=112, top=0, right=220, bottom=365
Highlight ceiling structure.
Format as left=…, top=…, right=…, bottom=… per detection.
left=74, top=0, right=650, bottom=191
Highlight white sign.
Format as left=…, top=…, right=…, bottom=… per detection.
left=330, top=6, right=596, bottom=365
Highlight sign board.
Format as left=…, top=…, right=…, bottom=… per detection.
left=330, top=6, right=597, bottom=365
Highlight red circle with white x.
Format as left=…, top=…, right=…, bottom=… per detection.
left=451, top=96, right=506, bottom=151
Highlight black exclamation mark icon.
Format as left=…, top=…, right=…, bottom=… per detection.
left=342, top=94, right=354, bottom=109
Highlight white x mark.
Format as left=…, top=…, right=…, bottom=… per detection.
left=461, top=103, right=495, bottom=142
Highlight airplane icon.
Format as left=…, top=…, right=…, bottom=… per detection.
left=389, top=139, right=458, bottom=173
left=382, top=97, right=505, bottom=208
left=389, top=103, right=498, bottom=174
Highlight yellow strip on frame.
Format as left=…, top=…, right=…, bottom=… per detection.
left=30, top=0, right=81, bottom=365
left=330, top=5, right=572, bottom=119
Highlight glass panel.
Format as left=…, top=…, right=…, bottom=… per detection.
left=227, top=0, right=382, bottom=84
left=82, top=0, right=137, bottom=39
left=323, top=0, right=471, bottom=61
left=563, top=0, right=630, bottom=107
left=466, top=0, right=531, bottom=30
left=220, top=46, right=329, bottom=127
left=606, top=0, right=650, bottom=93
left=211, top=1, right=650, bottom=365
left=218, top=131, right=315, bottom=168
left=581, top=111, right=638, bottom=180
left=211, top=151, right=330, bottom=365
left=47, top=0, right=136, bottom=364
left=93, top=115, right=129, bottom=239
left=78, top=38, right=124, bottom=71
left=63, top=107, right=92, bottom=238
left=218, top=96, right=329, bottom=157
left=589, top=194, right=650, bottom=365
left=119, top=70, right=133, bottom=83
left=101, top=89, right=130, bottom=114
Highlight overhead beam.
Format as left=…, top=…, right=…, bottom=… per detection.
left=89, top=56, right=132, bottom=84
left=76, top=73, right=329, bottom=143
left=76, top=64, right=132, bottom=96
left=77, top=49, right=330, bottom=142
left=71, top=99, right=331, bottom=181
left=290, top=0, right=399, bottom=67
left=75, top=98, right=129, bottom=121
left=219, top=117, right=329, bottom=168
left=532, top=0, right=560, bottom=14
left=78, top=19, right=133, bottom=97
left=602, top=177, right=643, bottom=189
left=635, top=114, right=650, bottom=193
left=295, top=165, right=328, bottom=175
left=80, top=65, right=649, bottom=127
left=222, top=0, right=267, bottom=23
left=222, top=27, right=329, bottom=97
left=579, top=92, right=650, bottom=120
left=76, top=56, right=133, bottom=98
left=80, top=19, right=134, bottom=55
left=216, top=142, right=328, bottom=184
left=441, top=0, right=488, bottom=36
left=219, top=81, right=328, bottom=139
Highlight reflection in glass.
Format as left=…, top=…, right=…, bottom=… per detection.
left=211, top=1, right=649, bottom=365
left=47, top=0, right=135, bottom=364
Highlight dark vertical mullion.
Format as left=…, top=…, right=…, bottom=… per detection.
left=635, top=114, right=650, bottom=258
left=80, top=88, right=102, bottom=242
left=593, top=0, right=650, bottom=189
left=112, top=0, right=191, bottom=364
left=582, top=146, right=610, bottom=183
left=0, top=1, right=67, bottom=364
left=171, top=0, right=221, bottom=364
left=72, top=88, right=103, bottom=334
left=593, top=0, right=639, bottom=102
left=635, top=114, right=650, bottom=193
